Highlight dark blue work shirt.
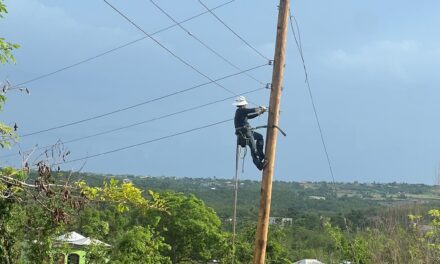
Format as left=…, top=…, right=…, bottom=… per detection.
left=234, top=107, right=262, bottom=129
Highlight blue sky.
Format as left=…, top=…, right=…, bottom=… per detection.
left=1, top=0, right=440, bottom=184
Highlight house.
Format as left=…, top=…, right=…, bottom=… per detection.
left=309, top=196, right=326, bottom=200
left=293, top=259, right=325, bottom=264
left=269, top=217, right=293, bottom=226
left=122, top=178, right=132, bottom=184
left=54, top=232, right=111, bottom=264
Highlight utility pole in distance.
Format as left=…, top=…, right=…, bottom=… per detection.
left=253, top=0, right=289, bottom=263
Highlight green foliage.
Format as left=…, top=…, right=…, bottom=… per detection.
left=152, top=192, right=228, bottom=263
left=319, top=209, right=440, bottom=264
left=0, top=0, right=20, bottom=64
left=77, top=178, right=166, bottom=213
left=0, top=0, right=19, bottom=149
left=0, top=200, right=69, bottom=264
left=286, top=224, right=334, bottom=262
left=0, top=199, right=25, bottom=263
left=226, top=223, right=292, bottom=264
left=324, top=222, right=371, bottom=264
left=0, top=37, right=19, bottom=64
left=3, top=170, right=440, bottom=263
left=0, top=167, right=27, bottom=197
left=22, top=205, right=65, bottom=264
left=0, top=89, right=18, bottom=150
left=84, top=243, right=111, bottom=264
left=265, top=228, right=292, bottom=264
left=111, top=226, right=171, bottom=264
left=425, top=209, right=440, bottom=260
left=74, top=208, right=109, bottom=241
left=0, top=1, right=6, bottom=16
left=70, top=189, right=232, bottom=263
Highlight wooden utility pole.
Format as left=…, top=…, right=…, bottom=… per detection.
left=253, top=0, right=289, bottom=263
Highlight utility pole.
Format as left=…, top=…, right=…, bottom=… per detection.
left=253, top=0, right=289, bottom=263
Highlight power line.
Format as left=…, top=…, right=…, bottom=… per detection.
left=288, top=9, right=336, bottom=187
left=65, top=88, right=262, bottom=143
left=10, top=0, right=235, bottom=89
left=148, top=0, right=265, bottom=85
left=198, top=0, right=271, bottom=62
left=2, top=87, right=264, bottom=159
left=54, top=118, right=232, bottom=165
left=103, top=0, right=240, bottom=97
left=16, top=1, right=267, bottom=138
left=20, top=63, right=267, bottom=138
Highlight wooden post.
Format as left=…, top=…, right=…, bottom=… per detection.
left=253, top=0, right=289, bottom=263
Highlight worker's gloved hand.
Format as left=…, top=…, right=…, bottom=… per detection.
left=260, top=106, right=267, bottom=113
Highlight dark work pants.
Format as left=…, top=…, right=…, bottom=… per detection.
left=238, top=129, right=265, bottom=169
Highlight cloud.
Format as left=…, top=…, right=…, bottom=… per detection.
left=3, top=0, right=142, bottom=56
left=326, top=40, right=439, bottom=82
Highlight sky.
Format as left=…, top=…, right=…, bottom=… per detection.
left=1, top=0, right=440, bottom=184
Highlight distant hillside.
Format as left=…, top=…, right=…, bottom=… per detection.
left=69, top=172, right=440, bottom=222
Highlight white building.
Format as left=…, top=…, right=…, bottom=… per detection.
left=293, top=259, right=325, bottom=264
left=269, top=217, right=293, bottom=226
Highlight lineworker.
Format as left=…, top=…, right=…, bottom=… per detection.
left=233, top=96, right=267, bottom=170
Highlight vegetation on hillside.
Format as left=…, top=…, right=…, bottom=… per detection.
left=69, top=172, right=440, bottom=263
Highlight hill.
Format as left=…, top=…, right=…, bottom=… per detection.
left=76, top=172, right=440, bottom=222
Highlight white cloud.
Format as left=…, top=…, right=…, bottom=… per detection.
left=326, top=40, right=439, bottom=82
left=3, top=0, right=141, bottom=52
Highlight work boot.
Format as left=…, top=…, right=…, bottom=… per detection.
left=257, top=159, right=268, bottom=171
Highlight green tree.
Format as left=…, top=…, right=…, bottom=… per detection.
left=74, top=207, right=110, bottom=241
left=227, top=222, right=292, bottom=264
left=0, top=0, right=19, bottom=65
left=0, top=2, right=22, bottom=262
left=21, top=205, right=66, bottom=264
left=324, top=222, right=371, bottom=264
left=0, top=0, right=19, bottom=149
left=111, top=225, right=171, bottom=264
left=152, top=192, right=228, bottom=263
left=0, top=199, right=25, bottom=263
left=84, top=243, right=111, bottom=264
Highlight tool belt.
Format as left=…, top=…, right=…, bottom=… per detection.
left=235, top=126, right=251, bottom=148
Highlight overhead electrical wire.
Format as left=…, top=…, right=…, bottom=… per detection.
left=10, top=0, right=236, bottom=89
left=2, top=87, right=265, bottom=160
left=194, top=1, right=272, bottom=244
left=148, top=0, right=265, bottom=85
left=54, top=118, right=232, bottom=165
left=198, top=0, right=271, bottom=62
left=103, top=0, right=242, bottom=97
left=5, top=1, right=274, bottom=172
left=19, top=63, right=267, bottom=138
left=148, top=3, right=262, bottom=255
left=288, top=9, right=337, bottom=188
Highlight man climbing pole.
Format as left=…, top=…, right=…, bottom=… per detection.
left=233, top=96, right=267, bottom=170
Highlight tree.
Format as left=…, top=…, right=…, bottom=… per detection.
left=0, top=0, right=19, bottom=65
left=74, top=207, right=110, bottom=241
left=151, top=192, right=228, bottom=263
left=0, top=198, right=25, bottom=263
left=324, top=222, right=371, bottom=264
left=0, top=2, right=24, bottom=262
left=111, top=225, right=171, bottom=264
left=228, top=222, right=291, bottom=264
left=0, top=0, right=19, bottom=149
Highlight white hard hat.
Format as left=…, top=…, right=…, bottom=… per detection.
left=232, top=96, right=248, bottom=106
